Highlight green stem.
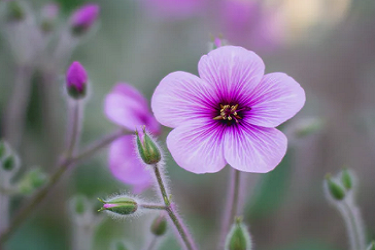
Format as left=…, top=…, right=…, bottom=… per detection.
left=0, top=130, right=128, bottom=245
left=140, top=204, right=167, bottom=210
left=153, top=164, right=197, bottom=250
left=229, top=169, right=241, bottom=222
left=66, top=101, right=81, bottom=158
left=343, top=201, right=365, bottom=250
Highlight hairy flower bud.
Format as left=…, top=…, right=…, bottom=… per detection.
left=98, top=196, right=138, bottom=215
left=325, top=174, right=345, bottom=201
left=66, top=61, right=88, bottom=99
left=341, top=168, right=353, bottom=191
left=70, top=3, right=100, bottom=36
left=225, top=218, right=252, bottom=250
left=18, top=168, right=49, bottom=195
left=151, top=214, right=167, bottom=236
left=136, top=127, right=161, bottom=165
left=367, top=241, right=375, bottom=250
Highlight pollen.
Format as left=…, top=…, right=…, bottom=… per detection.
left=213, top=104, right=243, bottom=124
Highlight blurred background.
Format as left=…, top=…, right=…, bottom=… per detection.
left=0, top=0, right=375, bottom=249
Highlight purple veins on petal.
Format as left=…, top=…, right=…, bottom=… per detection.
left=151, top=45, right=305, bottom=174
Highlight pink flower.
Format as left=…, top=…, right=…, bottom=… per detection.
left=70, top=3, right=99, bottom=32
left=105, top=83, right=161, bottom=192
left=219, top=0, right=283, bottom=50
left=151, top=46, right=305, bottom=174
left=66, top=61, right=88, bottom=99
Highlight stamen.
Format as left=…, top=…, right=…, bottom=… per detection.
left=213, top=103, right=248, bottom=124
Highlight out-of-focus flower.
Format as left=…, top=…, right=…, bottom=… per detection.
left=218, top=0, right=283, bottom=50
left=5, top=0, right=25, bottom=21
left=278, top=0, right=351, bottom=43
left=66, top=61, right=88, bottom=99
left=140, top=0, right=205, bottom=19
left=152, top=46, right=305, bottom=174
left=105, top=83, right=161, bottom=192
left=151, top=214, right=167, bottom=236
left=70, top=3, right=99, bottom=35
left=40, top=3, right=59, bottom=33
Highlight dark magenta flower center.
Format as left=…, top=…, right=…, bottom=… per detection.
left=213, top=104, right=250, bottom=125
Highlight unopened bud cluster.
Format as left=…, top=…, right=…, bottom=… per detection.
left=18, top=168, right=49, bottom=195
left=325, top=168, right=354, bottom=201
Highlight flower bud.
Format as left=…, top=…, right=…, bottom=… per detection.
left=325, top=174, right=345, bottom=201
left=66, top=61, right=88, bottom=99
left=40, top=3, right=59, bottom=33
left=225, top=218, right=252, bottom=250
left=367, top=241, right=375, bottom=250
left=6, top=1, right=25, bottom=21
left=2, top=155, right=16, bottom=171
left=70, top=3, right=100, bottom=36
left=18, top=168, right=49, bottom=195
left=151, top=214, right=167, bottom=236
left=98, top=196, right=138, bottom=215
left=341, top=168, right=353, bottom=191
left=136, top=127, right=161, bottom=165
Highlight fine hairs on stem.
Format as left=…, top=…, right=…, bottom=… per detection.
left=0, top=128, right=130, bottom=245
left=339, top=198, right=366, bottom=250
left=152, top=163, right=198, bottom=250
left=219, top=168, right=243, bottom=247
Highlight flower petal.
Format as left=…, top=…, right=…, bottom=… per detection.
left=166, top=118, right=227, bottom=174
left=105, top=83, right=160, bottom=133
left=151, top=71, right=217, bottom=128
left=224, top=123, right=287, bottom=173
left=198, top=46, right=265, bottom=104
left=108, top=136, right=153, bottom=189
left=246, top=73, right=306, bottom=127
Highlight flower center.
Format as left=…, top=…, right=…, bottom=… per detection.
left=213, top=104, right=243, bottom=124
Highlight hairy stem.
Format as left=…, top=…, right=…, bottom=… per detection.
left=219, top=168, right=242, bottom=247
left=66, top=101, right=82, bottom=158
left=229, top=169, right=241, bottom=221
left=0, top=130, right=128, bottom=245
left=153, top=164, right=197, bottom=250
left=342, top=200, right=366, bottom=250
left=2, top=65, right=33, bottom=149
left=140, top=204, right=168, bottom=210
